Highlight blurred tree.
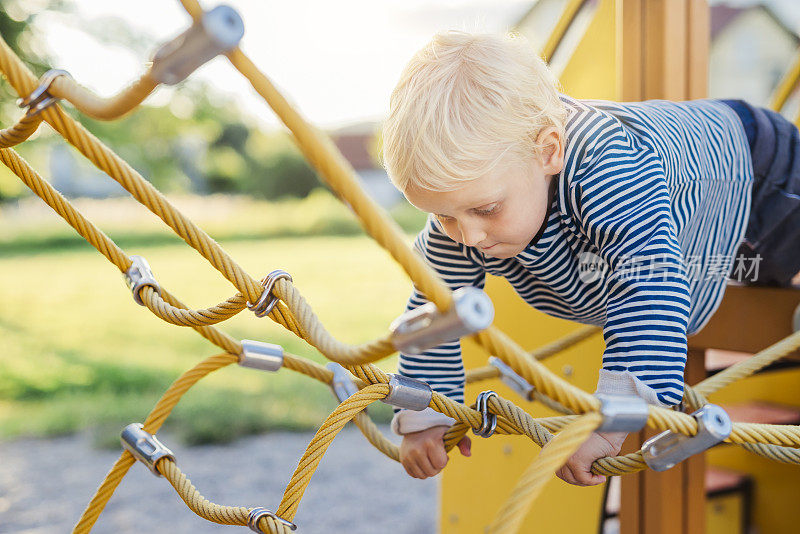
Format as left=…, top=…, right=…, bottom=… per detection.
left=207, top=117, right=322, bottom=199
left=254, top=149, right=321, bottom=200
left=245, top=128, right=323, bottom=199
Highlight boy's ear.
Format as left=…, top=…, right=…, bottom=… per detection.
left=536, top=127, right=565, bottom=175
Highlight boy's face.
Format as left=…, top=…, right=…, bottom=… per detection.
left=404, top=154, right=555, bottom=259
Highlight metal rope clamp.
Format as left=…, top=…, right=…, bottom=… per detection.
left=594, top=393, right=650, bottom=433
left=18, top=69, right=72, bottom=116
left=489, top=356, right=534, bottom=401
left=642, top=404, right=732, bottom=471
left=390, top=286, right=494, bottom=355
left=247, top=269, right=293, bottom=318
left=380, top=374, right=432, bottom=411
left=120, top=423, right=175, bottom=477
left=248, top=507, right=297, bottom=532
left=473, top=390, right=499, bottom=438
left=150, top=5, right=245, bottom=85
left=326, top=363, right=359, bottom=402
left=124, top=255, right=160, bottom=306
left=239, top=339, right=284, bottom=372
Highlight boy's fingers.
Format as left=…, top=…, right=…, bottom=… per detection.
left=402, top=460, right=423, bottom=479
left=571, top=459, right=606, bottom=486
left=428, top=444, right=449, bottom=470
left=555, top=466, right=567, bottom=483
left=572, top=465, right=607, bottom=486
left=457, top=436, right=472, bottom=456
left=410, top=456, right=431, bottom=479
left=581, top=468, right=607, bottom=486
left=556, top=466, right=576, bottom=485
left=559, top=463, right=581, bottom=486
left=414, top=451, right=438, bottom=478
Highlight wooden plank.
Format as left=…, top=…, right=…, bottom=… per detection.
left=616, top=0, right=643, bottom=100
left=685, top=0, right=709, bottom=99
left=622, top=349, right=704, bottom=534
left=683, top=349, right=707, bottom=534
left=619, top=431, right=642, bottom=534
left=689, top=285, right=800, bottom=353
left=643, top=447, right=686, bottom=532
left=643, top=0, right=688, bottom=100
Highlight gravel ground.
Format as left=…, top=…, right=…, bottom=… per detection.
left=0, top=426, right=438, bottom=533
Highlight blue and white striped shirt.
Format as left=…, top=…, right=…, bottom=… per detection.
left=396, top=95, right=753, bottom=417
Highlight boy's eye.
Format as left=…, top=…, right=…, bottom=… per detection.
left=474, top=204, right=499, bottom=216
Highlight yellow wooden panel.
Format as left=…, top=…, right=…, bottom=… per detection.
left=704, top=367, right=800, bottom=410
left=558, top=0, right=617, bottom=100
left=707, top=442, right=800, bottom=534
left=705, top=367, right=800, bottom=534
left=440, top=276, right=607, bottom=533
left=706, top=494, right=744, bottom=534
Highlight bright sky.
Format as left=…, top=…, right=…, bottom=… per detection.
left=31, top=0, right=532, bottom=130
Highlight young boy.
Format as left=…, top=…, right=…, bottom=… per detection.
left=381, top=31, right=800, bottom=485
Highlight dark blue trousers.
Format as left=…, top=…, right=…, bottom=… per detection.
left=720, top=99, right=800, bottom=286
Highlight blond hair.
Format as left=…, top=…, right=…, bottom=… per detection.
left=382, top=31, right=566, bottom=192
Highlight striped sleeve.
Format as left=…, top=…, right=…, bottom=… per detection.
left=567, top=116, right=691, bottom=407
left=391, top=215, right=487, bottom=435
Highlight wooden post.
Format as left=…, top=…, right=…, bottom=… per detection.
left=616, top=1, right=710, bottom=533
left=619, top=350, right=706, bottom=534
left=617, top=0, right=708, bottom=101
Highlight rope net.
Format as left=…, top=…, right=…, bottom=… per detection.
left=3, top=2, right=800, bottom=532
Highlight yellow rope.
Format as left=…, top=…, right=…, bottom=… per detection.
left=466, top=324, right=600, bottom=382
left=0, top=112, right=43, bottom=147
left=47, top=71, right=159, bottom=121
left=770, top=51, right=800, bottom=112
left=539, top=0, right=587, bottom=60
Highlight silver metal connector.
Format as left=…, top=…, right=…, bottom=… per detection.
left=390, top=286, right=494, bottom=355
left=595, top=394, right=650, bottom=433
left=239, top=340, right=284, bottom=372
left=380, top=374, right=432, bottom=411
left=124, top=255, right=160, bottom=306
left=120, top=423, right=175, bottom=477
left=150, top=5, right=245, bottom=85
left=247, top=269, right=293, bottom=318
left=473, top=390, right=499, bottom=438
left=489, top=356, right=534, bottom=401
left=18, top=69, right=72, bottom=116
left=642, top=404, right=732, bottom=471
left=248, top=507, right=297, bottom=532
left=326, top=363, right=359, bottom=402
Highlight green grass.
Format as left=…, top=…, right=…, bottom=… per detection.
left=0, top=213, right=421, bottom=446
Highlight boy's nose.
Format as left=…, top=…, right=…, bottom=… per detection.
left=458, top=221, right=487, bottom=248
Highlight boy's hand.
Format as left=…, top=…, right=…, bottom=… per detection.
left=555, top=431, right=627, bottom=486
left=399, top=425, right=471, bottom=479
